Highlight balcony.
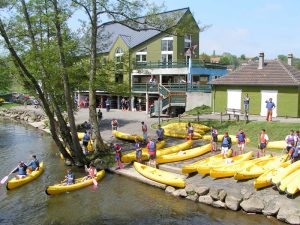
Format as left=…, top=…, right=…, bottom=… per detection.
left=132, top=83, right=211, bottom=93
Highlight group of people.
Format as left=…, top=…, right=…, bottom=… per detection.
left=285, top=130, right=300, bottom=162
left=121, top=97, right=130, bottom=111
left=12, top=155, right=40, bottom=179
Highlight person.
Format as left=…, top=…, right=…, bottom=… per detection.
left=105, top=97, right=111, bottom=112
left=221, top=132, right=232, bottom=159
left=290, top=137, right=300, bottom=162
left=134, top=137, right=142, bottom=163
left=186, top=122, right=194, bottom=140
left=236, top=129, right=246, bottom=154
left=211, top=127, right=218, bottom=152
left=111, top=143, right=124, bottom=169
left=125, top=99, right=129, bottom=111
left=82, top=131, right=91, bottom=154
left=97, top=109, right=102, bottom=121
left=285, top=130, right=297, bottom=153
left=62, top=169, right=75, bottom=185
left=27, top=155, right=40, bottom=172
left=82, top=164, right=97, bottom=182
left=296, top=131, right=300, bottom=146
left=138, top=98, right=142, bottom=112
left=265, top=98, right=276, bottom=121
left=12, top=161, right=28, bottom=179
left=111, top=118, right=118, bottom=131
left=179, top=78, right=186, bottom=84
left=258, top=129, right=269, bottom=157
left=141, top=121, right=148, bottom=142
left=156, top=125, right=164, bottom=141
left=147, top=138, right=156, bottom=167
left=244, top=94, right=250, bottom=114
left=83, top=121, right=91, bottom=131
left=121, top=97, right=126, bottom=111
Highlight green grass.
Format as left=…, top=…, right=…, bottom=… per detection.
left=184, top=105, right=212, bottom=116
left=153, top=119, right=297, bottom=148
left=0, top=103, right=20, bottom=109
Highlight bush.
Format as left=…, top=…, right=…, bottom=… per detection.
left=0, top=98, right=5, bottom=105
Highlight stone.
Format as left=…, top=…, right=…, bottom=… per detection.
left=242, top=190, right=253, bottom=200
left=262, top=200, right=280, bottom=216
left=171, top=190, right=181, bottom=197
left=212, top=200, right=226, bottom=208
left=195, top=186, right=209, bottom=196
left=185, top=184, right=195, bottom=194
left=218, top=190, right=227, bottom=202
left=208, top=188, right=220, bottom=200
left=240, top=197, right=264, bottom=213
left=186, top=193, right=198, bottom=202
left=165, top=186, right=176, bottom=194
left=198, top=195, right=213, bottom=205
left=225, top=193, right=243, bottom=211
left=178, top=189, right=187, bottom=197
left=277, top=207, right=300, bottom=225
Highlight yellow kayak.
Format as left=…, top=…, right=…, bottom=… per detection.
left=156, top=140, right=193, bottom=157
left=278, top=169, right=300, bottom=194
left=133, top=162, right=185, bottom=188
left=156, top=144, right=211, bottom=164
left=78, top=132, right=84, bottom=140
left=234, top=155, right=289, bottom=181
left=253, top=161, right=291, bottom=189
left=271, top=160, right=300, bottom=186
left=112, top=130, right=144, bottom=142
left=182, top=154, right=223, bottom=174
left=202, top=135, right=250, bottom=143
left=6, top=162, right=44, bottom=190
left=121, top=141, right=166, bottom=163
left=162, top=122, right=210, bottom=132
left=210, top=154, right=270, bottom=179
left=197, top=151, right=253, bottom=175
left=164, top=129, right=202, bottom=139
left=266, top=141, right=286, bottom=150
left=60, top=147, right=73, bottom=160
left=45, top=170, right=105, bottom=195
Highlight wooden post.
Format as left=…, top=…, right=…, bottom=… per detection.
left=197, top=111, right=200, bottom=122
left=178, top=114, right=181, bottom=122
left=220, top=112, right=223, bottom=123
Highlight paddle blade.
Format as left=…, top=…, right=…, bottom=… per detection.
left=0, top=176, right=9, bottom=184
left=92, top=178, right=98, bottom=186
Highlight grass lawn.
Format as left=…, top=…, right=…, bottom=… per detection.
left=184, top=105, right=212, bottom=116
left=153, top=119, right=297, bottom=148
left=0, top=103, right=20, bottom=109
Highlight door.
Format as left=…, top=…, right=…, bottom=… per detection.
left=260, top=90, right=278, bottom=117
left=227, top=89, right=242, bottom=109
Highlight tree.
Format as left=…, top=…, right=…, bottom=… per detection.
left=0, top=57, right=13, bottom=92
left=278, top=54, right=288, bottom=63
left=199, top=53, right=211, bottom=63
left=240, top=54, right=246, bottom=60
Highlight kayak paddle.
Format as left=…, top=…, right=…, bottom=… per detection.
left=1, top=167, right=18, bottom=184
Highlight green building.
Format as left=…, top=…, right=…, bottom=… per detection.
left=210, top=53, right=300, bottom=118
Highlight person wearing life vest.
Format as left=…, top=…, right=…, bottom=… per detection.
left=13, top=161, right=28, bottom=179
left=285, top=130, right=297, bottom=153
left=187, top=122, right=194, bottom=140
left=236, top=129, right=246, bottom=154
left=82, top=164, right=97, bottom=182
left=82, top=131, right=91, bottom=154
left=156, top=125, right=164, bottom=142
left=27, top=155, right=40, bottom=172
left=141, top=121, right=148, bottom=142
left=289, top=136, right=300, bottom=162
left=111, top=143, right=124, bottom=169
left=62, top=169, right=75, bottom=185
left=111, top=118, right=118, bottom=131
left=147, top=138, right=156, bottom=167
left=259, top=129, right=269, bottom=157
left=134, top=137, right=142, bottom=163
left=211, top=127, right=218, bottom=152
left=221, top=132, right=232, bottom=159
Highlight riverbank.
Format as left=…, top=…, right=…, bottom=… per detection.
left=1, top=106, right=299, bottom=224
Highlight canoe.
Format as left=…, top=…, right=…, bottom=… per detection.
left=133, top=162, right=185, bottom=188
left=164, top=129, right=202, bottom=139
left=253, top=161, right=291, bottom=189
left=6, top=162, right=44, bottom=190
left=278, top=169, right=300, bottom=194
left=202, top=135, right=250, bottom=143
left=182, top=154, right=223, bottom=174
left=197, top=151, right=254, bottom=175
left=164, top=127, right=205, bottom=135
left=271, top=160, right=300, bottom=186
left=60, top=147, right=73, bottom=160
left=156, top=140, right=193, bottom=157
left=121, top=140, right=166, bottom=163
left=112, top=130, right=144, bottom=142
left=78, top=132, right=84, bottom=140
left=234, top=154, right=289, bottom=181
left=210, top=155, right=271, bottom=179
left=266, top=141, right=286, bottom=150
left=156, top=144, right=211, bottom=164
left=162, top=122, right=210, bottom=132
left=45, top=170, right=105, bottom=195
left=286, top=169, right=300, bottom=195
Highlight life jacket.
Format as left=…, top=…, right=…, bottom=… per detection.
left=31, top=159, right=39, bottom=170
left=18, top=165, right=27, bottom=175
left=142, top=125, right=147, bottom=133
left=135, top=142, right=141, bottom=150
left=237, top=133, right=245, bottom=142
left=286, top=135, right=295, bottom=145
left=212, top=129, right=218, bottom=137
left=157, top=128, right=164, bottom=137
left=222, top=136, right=230, bottom=147
left=83, top=134, right=90, bottom=142
left=188, top=126, right=194, bottom=134
left=148, top=141, right=156, bottom=152
left=66, top=173, right=75, bottom=184
left=88, top=168, right=97, bottom=177
left=261, top=134, right=267, bottom=143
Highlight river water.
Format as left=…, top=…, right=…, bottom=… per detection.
left=0, top=118, right=284, bottom=225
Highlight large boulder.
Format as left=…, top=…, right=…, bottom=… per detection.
left=198, top=195, right=213, bottom=205
left=262, top=200, right=280, bottom=216
left=165, top=186, right=176, bottom=194
left=195, top=186, right=209, bottom=196
left=171, top=189, right=181, bottom=197
left=186, top=193, right=198, bottom=202
left=178, top=189, right=187, bottom=197
left=208, top=188, right=220, bottom=200
left=225, top=193, right=243, bottom=211
left=218, top=190, right=227, bottom=202
left=212, top=200, right=226, bottom=208
left=241, top=188, right=253, bottom=200
left=240, top=197, right=264, bottom=213
left=185, top=184, right=196, bottom=194
left=277, top=207, right=300, bottom=225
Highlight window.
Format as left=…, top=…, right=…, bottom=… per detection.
left=115, top=73, right=123, bottom=83
left=184, top=34, right=192, bottom=49
left=136, top=48, right=147, bottom=64
left=115, top=47, right=124, bottom=63
left=161, top=54, right=173, bottom=64
left=161, top=36, right=173, bottom=64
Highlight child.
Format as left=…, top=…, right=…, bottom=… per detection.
left=211, top=127, right=218, bottom=152
left=112, top=143, right=124, bottom=169
left=134, top=138, right=142, bottom=163
left=186, top=122, right=194, bottom=140
left=147, top=138, right=156, bottom=167
left=221, top=132, right=232, bottom=159
left=82, top=164, right=97, bottom=182
left=258, top=129, right=269, bottom=157
left=62, top=169, right=75, bottom=185
left=236, top=129, right=246, bottom=155
left=111, top=118, right=118, bottom=131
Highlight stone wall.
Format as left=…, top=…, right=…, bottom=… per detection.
left=0, top=108, right=46, bottom=126
left=186, top=92, right=211, bottom=111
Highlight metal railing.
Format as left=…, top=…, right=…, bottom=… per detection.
left=131, top=83, right=158, bottom=92
left=132, top=83, right=211, bottom=93
left=158, top=84, right=170, bottom=98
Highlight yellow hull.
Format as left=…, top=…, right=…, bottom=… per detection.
left=253, top=161, right=291, bottom=189
left=164, top=129, right=202, bottom=139
left=78, top=132, right=84, bottom=141
left=112, top=130, right=144, bottom=142
left=286, top=169, right=300, bottom=195
left=210, top=154, right=268, bottom=179
left=278, top=169, right=300, bottom=193
left=156, top=140, right=193, bottom=157
left=197, top=151, right=253, bottom=175
left=6, top=162, right=44, bottom=190
left=162, top=122, right=210, bottom=132
left=133, top=162, right=185, bottom=188
left=45, top=170, right=105, bottom=195
left=234, top=155, right=288, bottom=181
left=60, top=147, right=73, bottom=160
left=156, top=144, right=211, bottom=164
left=266, top=141, right=286, bottom=150
left=182, top=154, right=223, bottom=174
left=271, top=160, right=300, bottom=186
left=202, top=135, right=250, bottom=143
left=121, top=141, right=166, bottom=163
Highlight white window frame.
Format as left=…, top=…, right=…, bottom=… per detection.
left=184, top=34, right=192, bottom=48
left=136, top=48, right=147, bottom=63
left=115, top=47, right=124, bottom=63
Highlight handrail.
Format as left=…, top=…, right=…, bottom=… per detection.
left=158, top=84, right=170, bottom=98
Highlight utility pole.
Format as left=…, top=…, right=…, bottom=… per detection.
left=158, top=96, right=161, bottom=125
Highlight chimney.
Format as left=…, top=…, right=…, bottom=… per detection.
left=288, top=53, right=293, bottom=66
left=258, top=52, right=264, bottom=69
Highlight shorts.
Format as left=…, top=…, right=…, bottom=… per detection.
left=221, top=146, right=228, bottom=155
left=260, top=143, right=266, bottom=150
left=136, top=150, right=142, bottom=159
left=83, top=141, right=88, bottom=147
left=112, top=126, right=118, bottom=131
left=149, top=154, right=156, bottom=160
left=17, top=175, right=27, bottom=179
left=212, top=136, right=218, bottom=142
left=115, top=155, right=120, bottom=161
left=143, top=133, right=148, bottom=140
left=238, top=143, right=245, bottom=149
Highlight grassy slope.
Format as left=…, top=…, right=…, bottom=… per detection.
left=0, top=103, right=20, bottom=109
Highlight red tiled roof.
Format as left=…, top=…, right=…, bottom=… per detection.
left=210, top=60, right=300, bottom=86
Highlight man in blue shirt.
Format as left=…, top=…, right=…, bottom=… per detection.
left=265, top=98, right=276, bottom=121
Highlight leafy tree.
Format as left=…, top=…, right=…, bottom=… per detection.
left=278, top=54, right=288, bottom=63
left=240, top=54, right=246, bottom=60
left=199, top=53, right=211, bottom=63
left=0, top=57, right=13, bottom=92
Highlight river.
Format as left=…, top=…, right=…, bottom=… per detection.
left=0, top=118, right=284, bottom=225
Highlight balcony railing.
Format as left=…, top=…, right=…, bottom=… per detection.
left=131, top=83, right=158, bottom=92
left=132, top=83, right=211, bottom=93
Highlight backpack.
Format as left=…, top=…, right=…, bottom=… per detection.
left=149, top=141, right=156, bottom=151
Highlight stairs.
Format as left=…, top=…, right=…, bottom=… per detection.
left=159, top=84, right=186, bottom=112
